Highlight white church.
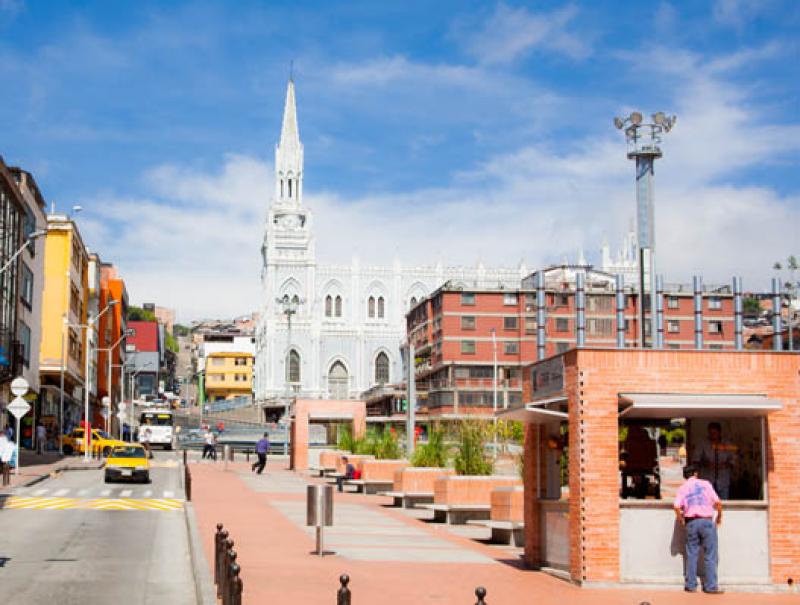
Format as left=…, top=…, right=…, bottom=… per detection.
left=253, top=80, right=527, bottom=404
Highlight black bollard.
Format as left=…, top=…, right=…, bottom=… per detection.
left=230, top=563, right=243, bottom=605
left=337, top=574, right=351, bottom=605
left=475, top=586, right=487, bottom=605
left=183, top=448, right=188, bottom=465
left=224, top=550, right=237, bottom=605
left=214, top=525, right=224, bottom=586
left=185, top=465, right=192, bottom=501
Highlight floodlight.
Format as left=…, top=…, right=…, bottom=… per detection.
left=653, top=112, right=665, bottom=125
left=630, top=112, right=642, bottom=125
left=625, top=126, right=637, bottom=139
left=613, top=117, right=624, bottom=129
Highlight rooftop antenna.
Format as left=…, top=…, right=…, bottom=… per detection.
left=289, top=59, right=294, bottom=82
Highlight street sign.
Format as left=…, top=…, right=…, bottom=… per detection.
left=10, top=377, right=29, bottom=397
left=7, top=395, right=30, bottom=419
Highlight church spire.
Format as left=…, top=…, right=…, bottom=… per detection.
left=275, top=78, right=304, bottom=205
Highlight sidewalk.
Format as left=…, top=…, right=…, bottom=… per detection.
left=1, top=451, right=103, bottom=492
left=189, top=461, right=797, bottom=605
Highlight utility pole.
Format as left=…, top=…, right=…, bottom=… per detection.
left=277, top=296, right=303, bottom=457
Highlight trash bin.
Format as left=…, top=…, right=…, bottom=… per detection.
left=307, top=484, right=333, bottom=555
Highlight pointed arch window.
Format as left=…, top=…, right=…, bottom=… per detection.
left=325, top=295, right=333, bottom=317
left=288, top=179, right=293, bottom=198
left=377, top=296, right=385, bottom=319
left=287, top=349, right=300, bottom=384
left=375, top=352, right=390, bottom=384
left=368, top=296, right=376, bottom=318
left=328, top=361, right=349, bottom=399
left=410, top=296, right=418, bottom=308
left=291, top=294, right=300, bottom=306
left=280, top=179, right=284, bottom=198
left=335, top=295, right=342, bottom=317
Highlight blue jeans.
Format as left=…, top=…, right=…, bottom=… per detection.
left=685, top=518, right=718, bottom=591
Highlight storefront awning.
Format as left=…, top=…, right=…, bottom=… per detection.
left=497, top=404, right=568, bottom=424
left=618, top=393, right=782, bottom=419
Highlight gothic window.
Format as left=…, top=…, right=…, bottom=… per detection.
left=288, top=179, right=293, bottom=198
left=368, top=296, right=375, bottom=318
left=286, top=349, right=300, bottom=383
left=325, top=295, right=332, bottom=317
left=291, top=294, right=300, bottom=306
left=335, top=295, right=342, bottom=317
left=280, top=179, right=284, bottom=198
left=375, top=352, right=389, bottom=384
left=377, top=296, right=385, bottom=319
left=410, top=296, right=417, bottom=308
left=328, top=361, right=349, bottom=399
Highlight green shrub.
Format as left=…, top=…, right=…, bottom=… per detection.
left=411, top=424, right=449, bottom=467
left=373, top=430, right=402, bottom=460
left=454, top=421, right=493, bottom=476
left=337, top=425, right=357, bottom=453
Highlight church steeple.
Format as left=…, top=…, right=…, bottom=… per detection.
left=275, top=78, right=304, bottom=205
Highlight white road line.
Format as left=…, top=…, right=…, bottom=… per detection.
left=162, top=490, right=174, bottom=498
left=33, top=488, right=49, bottom=496
left=100, top=489, right=112, bottom=496
left=76, top=489, right=89, bottom=496
left=120, top=489, right=133, bottom=497
left=53, top=488, right=70, bottom=496
left=143, top=490, right=153, bottom=497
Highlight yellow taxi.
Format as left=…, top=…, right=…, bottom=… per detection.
left=63, top=428, right=127, bottom=457
left=104, top=445, right=150, bottom=483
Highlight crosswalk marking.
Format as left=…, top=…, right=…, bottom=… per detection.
left=10, top=487, right=180, bottom=499
left=2, top=496, right=184, bottom=512
left=163, top=490, right=174, bottom=498
left=143, top=490, right=152, bottom=497
left=53, top=488, right=69, bottom=496
left=76, top=489, right=89, bottom=496
left=100, top=489, right=112, bottom=496
left=120, top=489, right=133, bottom=497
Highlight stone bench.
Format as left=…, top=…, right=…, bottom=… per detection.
left=379, top=467, right=455, bottom=508
left=467, top=519, right=525, bottom=546
left=423, top=475, right=522, bottom=523
left=343, top=478, right=395, bottom=495
left=308, top=465, right=336, bottom=477
left=419, top=503, right=492, bottom=525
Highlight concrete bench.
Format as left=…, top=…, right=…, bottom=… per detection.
left=343, top=479, right=395, bottom=495
left=308, top=466, right=336, bottom=478
left=419, top=503, right=491, bottom=525
left=377, top=490, right=434, bottom=509
left=466, top=520, right=525, bottom=546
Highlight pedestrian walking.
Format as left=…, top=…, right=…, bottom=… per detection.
left=36, top=422, right=47, bottom=455
left=202, top=429, right=217, bottom=460
left=674, top=464, right=724, bottom=594
left=1, top=434, right=17, bottom=486
left=251, top=432, right=270, bottom=474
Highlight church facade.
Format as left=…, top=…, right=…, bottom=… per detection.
left=254, top=81, right=526, bottom=404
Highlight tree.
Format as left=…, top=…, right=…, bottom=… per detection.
left=165, top=332, right=179, bottom=354
left=743, top=297, right=761, bottom=316
left=174, top=324, right=191, bottom=337
left=128, top=306, right=156, bottom=321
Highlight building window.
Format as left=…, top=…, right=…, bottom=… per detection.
left=461, top=340, right=476, bottom=354
left=668, top=320, right=680, bottom=333
left=335, top=295, right=342, bottom=317
left=557, top=294, right=569, bottom=307
left=235, top=358, right=248, bottom=366
left=68, top=329, right=79, bottom=360
left=668, top=343, right=681, bottom=350
left=211, top=357, right=224, bottom=366
left=503, top=316, right=518, bottom=330
left=525, top=317, right=537, bottom=335
left=20, top=263, right=34, bottom=310
left=556, top=342, right=570, bottom=354
left=555, top=318, right=569, bottom=332
left=587, top=296, right=613, bottom=312
left=461, top=316, right=476, bottom=330
left=328, top=361, right=349, bottom=399
left=667, top=296, right=679, bottom=309
left=709, top=321, right=723, bottom=334
left=377, top=296, right=385, bottom=319
left=410, top=296, right=418, bottom=308
left=709, top=344, right=724, bottom=350
left=368, top=296, right=376, bottom=318
left=461, top=293, right=476, bottom=306
left=70, top=284, right=81, bottom=317
left=708, top=296, right=722, bottom=310
left=18, top=322, right=31, bottom=368
left=503, top=292, right=518, bottom=306
left=287, top=349, right=300, bottom=383
left=504, top=342, right=519, bottom=355
left=375, top=352, right=389, bottom=384
left=325, top=295, right=332, bottom=317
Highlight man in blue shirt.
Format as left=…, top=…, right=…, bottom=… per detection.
left=252, top=433, right=270, bottom=474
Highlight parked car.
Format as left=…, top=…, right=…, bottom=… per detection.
left=62, top=428, right=127, bottom=457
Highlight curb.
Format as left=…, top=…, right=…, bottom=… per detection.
left=184, top=500, right=217, bottom=605
left=18, top=460, right=105, bottom=488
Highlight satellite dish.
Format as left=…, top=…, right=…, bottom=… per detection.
left=630, top=111, right=643, bottom=125
left=613, top=117, right=624, bottom=129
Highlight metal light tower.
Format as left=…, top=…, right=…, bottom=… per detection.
left=614, top=111, right=676, bottom=347
left=277, top=295, right=303, bottom=457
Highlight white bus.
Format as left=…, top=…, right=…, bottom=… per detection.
left=137, top=409, right=175, bottom=450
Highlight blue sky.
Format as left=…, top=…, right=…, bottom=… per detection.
left=1, top=1, right=798, bottom=319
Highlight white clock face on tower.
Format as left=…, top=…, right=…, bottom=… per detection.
left=279, top=214, right=302, bottom=230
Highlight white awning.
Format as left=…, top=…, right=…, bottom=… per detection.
left=497, top=404, right=568, bottom=424
left=618, top=393, right=782, bottom=419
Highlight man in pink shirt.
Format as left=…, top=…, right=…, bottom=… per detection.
left=674, top=464, right=724, bottom=594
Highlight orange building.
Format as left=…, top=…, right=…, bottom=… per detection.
left=96, top=263, right=128, bottom=429
left=508, top=348, right=799, bottom=590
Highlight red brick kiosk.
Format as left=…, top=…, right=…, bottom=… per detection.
left=505, top=349, right=799, bottom=590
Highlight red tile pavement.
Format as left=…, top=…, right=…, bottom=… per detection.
left=190, top=461, right=797, bottom=605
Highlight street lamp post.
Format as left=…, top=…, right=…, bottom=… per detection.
left=276, top=296, right=303, bottom=457
left=0, top=229, right=46, bottom=276
left=97, top=329, right=132, bottom=438
left=614, top=111, right=676, bottom=348
left=82, top=299, right=118, bottom=460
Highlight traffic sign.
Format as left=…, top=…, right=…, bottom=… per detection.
left=10, top=377, right=29, bottom=397
left=118, top=402, right=127, bottom=411
left=7, top=395, right=30, bottom=419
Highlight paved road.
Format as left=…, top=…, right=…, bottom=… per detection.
left=0, top=451, right=196, bottom=605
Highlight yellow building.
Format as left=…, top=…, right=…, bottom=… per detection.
left=39, top=213, right=89, bottom=431
left=204, top=352, right=253, bottom=402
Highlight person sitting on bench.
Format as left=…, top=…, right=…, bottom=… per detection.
left=337, top=456, right=356, bottom=492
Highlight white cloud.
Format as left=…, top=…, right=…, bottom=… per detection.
left=712, top=0, right=776, bottom=28
left=456, top=3, right=590, bottom=64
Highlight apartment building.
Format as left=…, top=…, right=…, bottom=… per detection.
left=38, top=212, right=90, bottom=432
left=406, top=266, right=738, bottom=417
left=127, top=320, right=161, bottom=399
left=204, top=352, right=254, bottom=402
